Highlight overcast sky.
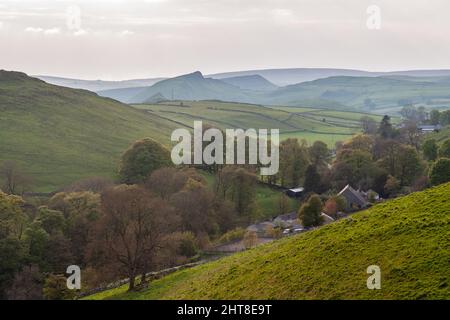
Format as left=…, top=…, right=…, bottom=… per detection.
left=1, top=0, right=449, bottom=80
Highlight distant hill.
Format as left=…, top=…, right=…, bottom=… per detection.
left=87, top=182, right=450, bottom=300
left=265, top=76, right=450, bottom=112
left=0, top=70, right=175, bottom=191
left=97, top=71, right=450, bottom=113
left=38, top=68, right=450, bottom=91
left=218, top=75, right=278, bottom=91
left=97, top=86, right=150, bottom=104
left=209, top=68, right=376, bottom=86
left=36, top=75, right=166, bottom=92
left=106, top=71, right=256, bottom=104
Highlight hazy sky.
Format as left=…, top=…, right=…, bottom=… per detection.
left=1, top=0, right=449, bottom=80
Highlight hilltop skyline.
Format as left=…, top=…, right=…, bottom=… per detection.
left=1, top=0, right=450, bottom=80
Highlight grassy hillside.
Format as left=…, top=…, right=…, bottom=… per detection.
left=426, top=126, right=450, bottom=144
left=133, top=101, right=385, bottom=147
left=0, top=70, right=176, bottom=191
left=87, top=182, right=450, bottom=300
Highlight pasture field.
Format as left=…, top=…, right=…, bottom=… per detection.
left=133, top=100, right=385, bottom=147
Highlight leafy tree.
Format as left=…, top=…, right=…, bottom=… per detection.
left=422, top=139, right=438, bottom=161
left=176, top=232, right=199, bottom=258
left=332, top=148, right=383, bottom=191
left=384, top=175, right=400, bottom=198
left=430, top=109, right=441, bottom=125
left=304, top=164, right=322, bottom=193
left=438, top=139, right=450, bottom=158
left=146, top=167, right=204, bottom=200
left=119, top=138, right=172, bottom=184
left=323, top=198, right=338, bottom=217
left=43, top=274, right=75, bottom=300
left=377, top=141, right=423, bottom=186
left=0, top=238, right=26, bottom=299
left=429, top=158, right=450, bottom=186
left=342, top=134, right=374, bottom=154
left=395, top=145, right=424, bottom=186
left=309, top=141, right=330, bottom=166
left=298, top=194, right=323, bottom=228
left=278, top=194, right=290, bottom=215
left=0, top=191, right=28, bottom=240
left=49, top=191, right=101, bottom=265
left=24, top=223, right=50, bottom=268
left=440, top=110, right=450, bottom=125
left=216, top=167, right=258, bottom=222
left=378, top=115, right=396, bottom=139
left=170, top=179, right=217, bottom=235
left=278, top=138, right=309, bottom=187
left=43, top=233, right=74, bottom=273
left=35, top=207, right=65, bottom=235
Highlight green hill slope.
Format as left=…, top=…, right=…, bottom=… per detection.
left=267, top=76, right=450, bottom=111
left=0, top=70, right=175, bottom=191
left=88, top=183, right=450, bottom=300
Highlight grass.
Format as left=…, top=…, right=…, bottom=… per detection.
left=426, top=126, right=450, bottom=144
left=0, top=71, right=175, bottom=191
left=133, top=101, right=384, bottom=147
left=86, top=182, right=450, bottom=300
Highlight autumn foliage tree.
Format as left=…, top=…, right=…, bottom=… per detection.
left=95, top=185, right=178, bottom=290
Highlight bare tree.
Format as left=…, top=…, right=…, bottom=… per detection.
left=97, top=185, right=178, bottom=291
left=63, top=176, right=114, bottom=193
left=360, top=116, right=378, bottom=135
left=6, top=265, right=44, bottom=300
left=0, top=161, right=32, bottom=195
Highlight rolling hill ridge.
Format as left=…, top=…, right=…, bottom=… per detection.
left=97, top=71, right=450, bottom=113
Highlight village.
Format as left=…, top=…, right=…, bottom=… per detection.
left=210, top=183, right=379, bottom=253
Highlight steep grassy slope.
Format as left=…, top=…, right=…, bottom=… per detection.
left=0, top=70, right=175, bottom=191
left=88, top=183, right=450, bottom=300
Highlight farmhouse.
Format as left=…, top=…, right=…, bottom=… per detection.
left=285, top=187, right=304, bottom=198
left=338, top=184, right=368, bottom=211
left=418, top=124, right=441, bottom=133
